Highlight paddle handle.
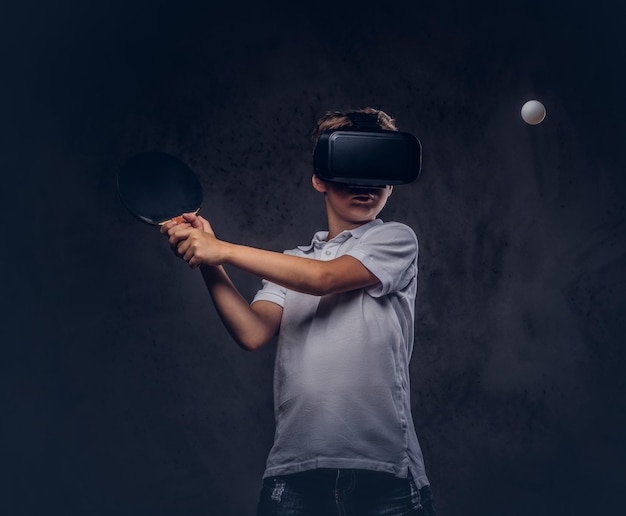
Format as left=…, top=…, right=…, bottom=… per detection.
left=157, top=208, right=201, bottom=226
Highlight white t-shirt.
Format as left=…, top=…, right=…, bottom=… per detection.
left=252, top=219, right=429, bottom=487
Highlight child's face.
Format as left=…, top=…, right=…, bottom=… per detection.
left=312, top=175, right=393, bottom=226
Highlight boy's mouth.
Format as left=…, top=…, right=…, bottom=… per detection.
left=352, top=194, right=375, bottom=202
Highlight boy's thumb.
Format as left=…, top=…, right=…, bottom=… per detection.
left=183, top=212, right=202, bottom=228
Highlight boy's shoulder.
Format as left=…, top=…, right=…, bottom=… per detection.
left=367, top=219, right=416, bottom=233
left=357, top=219, right=418, bottom=244
left=286, top=219, right=417, bottom=257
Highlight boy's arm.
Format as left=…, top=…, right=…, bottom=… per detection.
left=164, top=213, right=380, bottom=297
left=162, top=214, right=281, bottom=351
left=199, top=265, right=282, bottom=351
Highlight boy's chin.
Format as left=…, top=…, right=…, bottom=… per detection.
left=345, top=212, right=380, bottom=225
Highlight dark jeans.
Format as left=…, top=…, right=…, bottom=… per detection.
left=256, top=468, right=436, bottom=516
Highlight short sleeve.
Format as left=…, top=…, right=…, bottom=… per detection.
left=251, top=249, right=300, bottom=307
left=252, top=278, right=287, bottom=308
left=345, top=222, right=418, bottom=297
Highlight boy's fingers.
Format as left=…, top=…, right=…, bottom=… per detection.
left=160, top=221, right=174, bottom=234
left=182, top=212, right=203, bottom=229
left=188, top=256, right=201, bottom=269
left=177, top=238, right=191, bottom=256
left=194, top=215, right=214, bottom=234
left=162, top=218, right=194, bottom=234
left=167, top=226, right=193, bottom=239
left=171, top=231, right=193, bottom=248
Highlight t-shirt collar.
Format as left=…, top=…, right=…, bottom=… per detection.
left=297, top=219, right=383, bottom=252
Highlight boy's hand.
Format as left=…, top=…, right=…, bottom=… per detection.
left=161, top=213, right=225, bottom=268
left=159, top=212, right=211, bottom=233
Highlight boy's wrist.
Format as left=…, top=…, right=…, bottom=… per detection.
left=219, top=240, right=236, bottom=266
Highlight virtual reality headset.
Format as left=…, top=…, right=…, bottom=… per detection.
left=313, top=115, right=422, bottom=187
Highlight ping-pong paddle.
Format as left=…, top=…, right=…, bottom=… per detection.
left=117, top=152, right=203, bottom=225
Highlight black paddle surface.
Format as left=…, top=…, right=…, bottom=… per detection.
left=117, top=152, right=203, bottom=225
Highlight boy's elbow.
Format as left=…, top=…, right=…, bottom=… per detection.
left=235, top=325, right=276, bottom=351
left=235, top=336, right=265, bottom=352
left=306, top=260, right=376, bottom=297
left=238, top=342, right=259, bottom=352
left=307, top=268, right=337, bottom=296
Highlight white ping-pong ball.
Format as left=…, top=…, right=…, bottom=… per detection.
left=521, top=100, right=546, bottom=125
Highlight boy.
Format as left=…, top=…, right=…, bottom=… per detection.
left=162, top=108, right=434, bottom=515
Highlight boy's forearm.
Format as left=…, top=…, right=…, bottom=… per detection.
left=219, top=242, right=381, bottom=297
left=221, top=242, right=330, bottom=296
left=165, top=218, right=377, bottom=296
left=199, top=265, right=277, bottom=350
left=170, top=224, right=325, bottom=294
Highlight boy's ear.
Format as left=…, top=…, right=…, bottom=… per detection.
left=311, top=174, right=328, bottom=193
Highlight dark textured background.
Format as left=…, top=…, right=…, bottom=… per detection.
left=2, top=1, right=625, bottom=514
